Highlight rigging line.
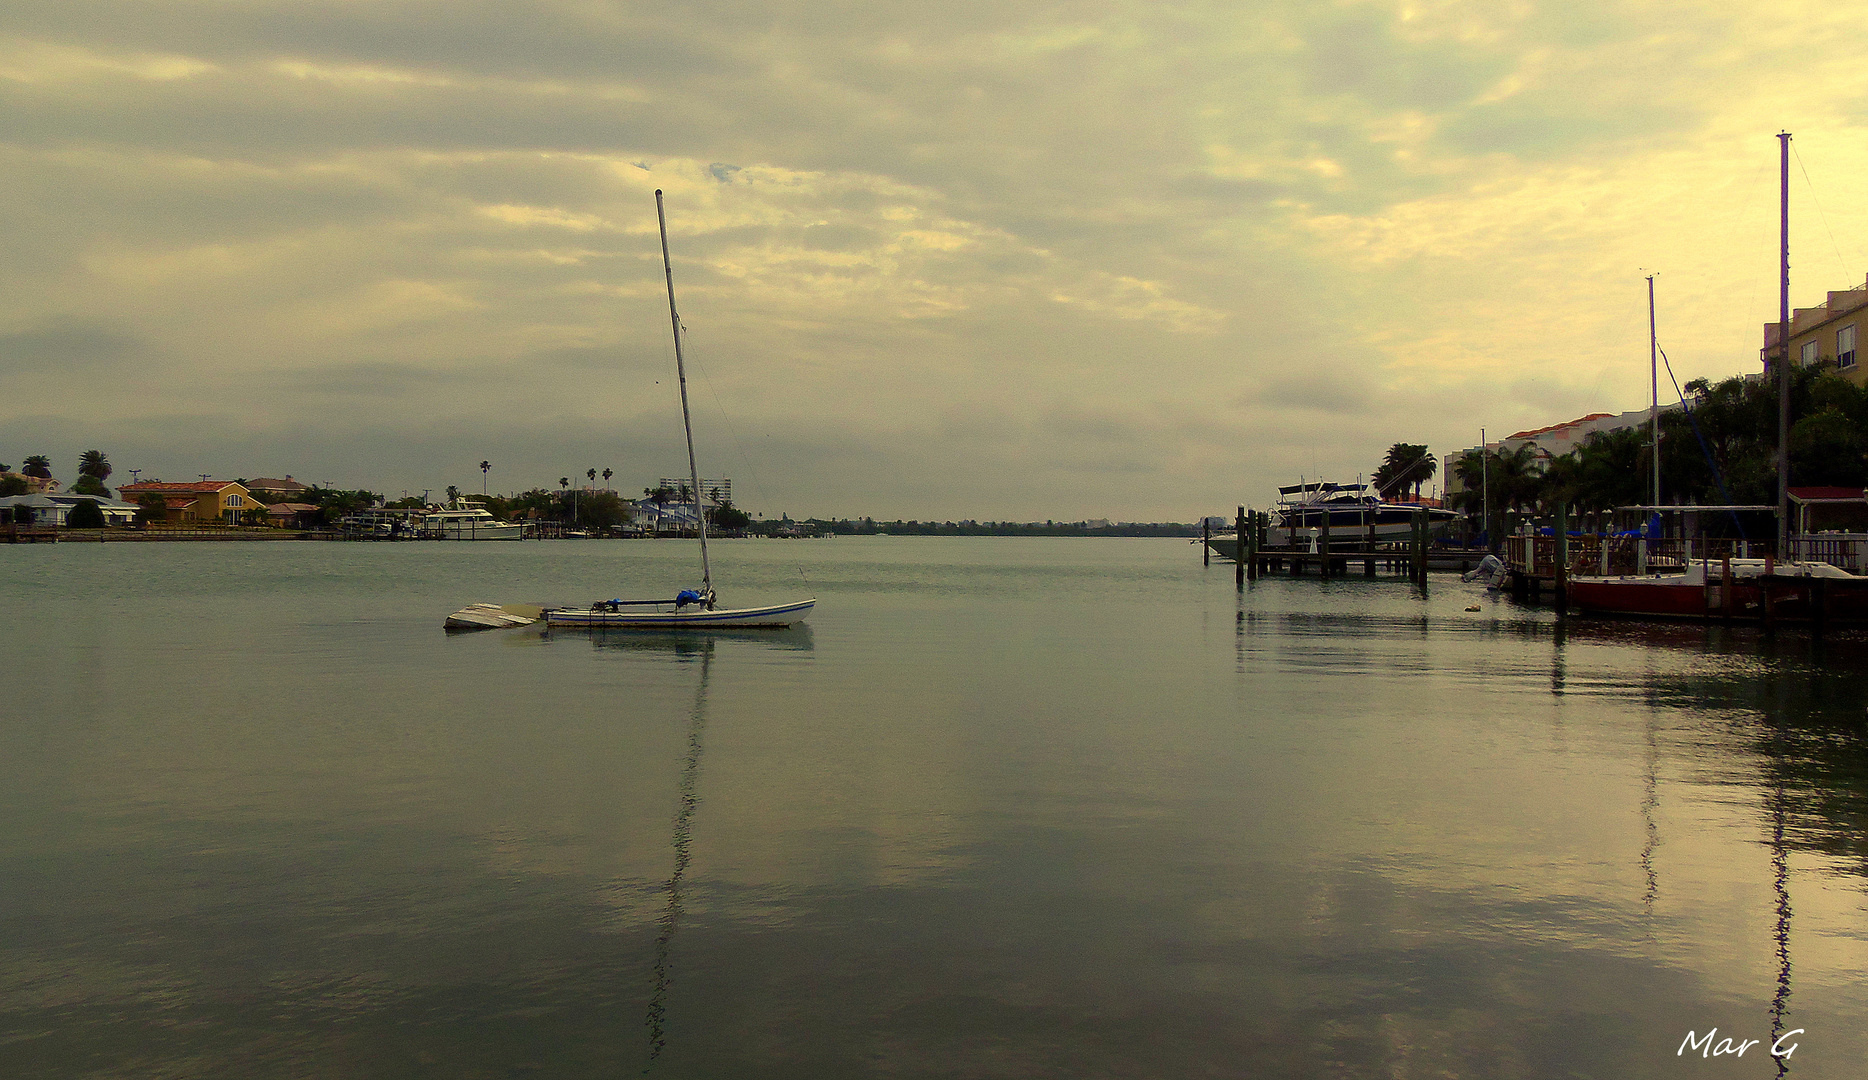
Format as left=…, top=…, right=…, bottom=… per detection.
left=673, top=322, right=810, bottom=587
left=1656, top=342, right=1746, bottom=538
left=1792, top=142, right=1853, bottom=281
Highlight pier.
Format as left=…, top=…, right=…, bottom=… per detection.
left=1209, top=507, right=1478, bottom=584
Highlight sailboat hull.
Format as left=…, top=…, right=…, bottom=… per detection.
left=546, top=598, right=815, bottom=629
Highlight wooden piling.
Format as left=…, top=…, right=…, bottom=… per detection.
left=1554, top=503, right=1569, bottom=613
left=1247, top=510, right=1259, bottom=581
left=1319, top=508, right=1331, bottom=578
left=1409, top=508, right=1426, bottom=584
left=1202, top=518, right=1210, bottom=566
left=1235, top=506, right=1246, bottom=588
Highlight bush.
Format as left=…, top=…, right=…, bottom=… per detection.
left=65, top=499, right=105, bottom=528
left=135, top=494, right=167, bottom=527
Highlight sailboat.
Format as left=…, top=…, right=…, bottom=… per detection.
left=546, top=192, right=815, bottom=630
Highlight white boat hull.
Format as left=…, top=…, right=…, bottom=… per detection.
left=546, top=598, right=815, bottom=629
left=429, top=521, right=526, bottom=540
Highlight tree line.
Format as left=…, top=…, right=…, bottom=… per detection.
left=1445, top=366, right=1866, bottom=539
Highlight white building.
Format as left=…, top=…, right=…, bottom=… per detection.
left=0, top=493, right=139, bottom=526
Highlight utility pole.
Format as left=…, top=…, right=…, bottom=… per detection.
left=1777, top=131, right=1792, bottom=559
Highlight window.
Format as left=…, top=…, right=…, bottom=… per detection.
left=1839, top=324, right=1857, bottom=368
left=228, top=494, right=243, bottom=507
left=1801, top=341, right=1819, bottom=366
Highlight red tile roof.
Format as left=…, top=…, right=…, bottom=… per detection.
left=1505, top=413, right=1614, bottom=440
left=1788, top=486, right=1867, bottom=502
left=120, top=481, right=243, bottom=493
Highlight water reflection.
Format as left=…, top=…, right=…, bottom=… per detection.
left=552, top=625, right=814, bottom=654
left=646, top=642, right=711, bottom=1067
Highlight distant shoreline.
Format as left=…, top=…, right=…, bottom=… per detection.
left=18, top=524, right=1205, bottom=542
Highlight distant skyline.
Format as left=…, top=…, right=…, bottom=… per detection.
left=6, top=2, right=1868, bottom=520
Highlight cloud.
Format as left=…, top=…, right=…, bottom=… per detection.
left=3, top=0, right=1867, bottom=517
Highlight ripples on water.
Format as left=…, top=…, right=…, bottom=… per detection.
left=3, top=538, right=1866, bottom=1077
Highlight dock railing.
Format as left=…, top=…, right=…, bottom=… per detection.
left=1507, top=533, right=1868, bottom=577
left=1506, top=534, right=1787, bottom=578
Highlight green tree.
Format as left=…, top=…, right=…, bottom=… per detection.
left=21, top=455, right=51, bottom=479
left=65, top=499, right=105, bottom=528
left=708, top=501, right=753, bottom=531
left=70, top=474, right=110, bottom=497
left=577, top=491, right=630, bottom=530
left=0, top=475, right=27, bottom=497
left=135, top=494, right=167, bottom=526
left=77, top=450, right=111, bottom=481
left=1373, top=443, right=1436, bottom=500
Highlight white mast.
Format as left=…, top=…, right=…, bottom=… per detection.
left=656, top=190, right=712, bottom=601
left=1648, top=273, right=1660, bottom=509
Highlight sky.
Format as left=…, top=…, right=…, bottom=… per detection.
left=5, top=1, right=1868, bottom=521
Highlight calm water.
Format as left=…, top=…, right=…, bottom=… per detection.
left=4, top=537, right=1867, bottom=1078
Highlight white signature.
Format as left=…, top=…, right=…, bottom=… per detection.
left=1677, top=1028, right=1801, bottom=1059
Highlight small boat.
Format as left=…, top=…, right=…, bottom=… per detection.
left=423, top=500, right=526, bottom=540
left=546, top=191, right=814, bottom=631
left=1568, top=558, right=1868, bottom=620
left=444, top=602, right=542, bottom=630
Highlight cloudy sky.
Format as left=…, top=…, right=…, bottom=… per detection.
left=5, top=1, right=1868, bottom=520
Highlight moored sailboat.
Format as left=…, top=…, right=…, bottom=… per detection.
left=545, top=191, right=814, bottom=630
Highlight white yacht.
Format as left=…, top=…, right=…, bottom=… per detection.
left=423, top=501, right=526, bottom=540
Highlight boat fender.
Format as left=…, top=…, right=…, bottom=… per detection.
left=676, top=589, right=703, bottom=607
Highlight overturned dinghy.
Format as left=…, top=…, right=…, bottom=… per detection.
left=444, top=603, right=542, bottom=630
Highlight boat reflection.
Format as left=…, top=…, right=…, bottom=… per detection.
left=549, top=624, right=815, bottom=655
left=646, top=641, right=712, bottom=1066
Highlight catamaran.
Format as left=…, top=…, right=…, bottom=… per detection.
left=546, top=192, right=815, bottom=630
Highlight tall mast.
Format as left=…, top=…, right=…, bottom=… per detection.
left=1480, top=428, right=1489, bottom=548
left=1777, top=132, right=1792, bottom=558
left=1648, top=274, right=1660, bottom=509
left=656, top=189, right=712, bottom=598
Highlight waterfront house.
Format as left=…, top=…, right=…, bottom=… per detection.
left=0, top=471, right=60, bottom=494
left=117, top=480, right=260, bottom=524
left=264, top=502, right=322, bottom=529
left=0, top=493, right=138, bottom=527
left=246, top=476, right=309, bottom=501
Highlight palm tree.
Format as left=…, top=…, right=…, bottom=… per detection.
left=78, top=450, right=111, bottom=480
left=1373, top=443, right=1435, bottom=501
left=587, top=468, right=597, bottom=488
left=602, top=467, right=613, bottom=491
left=480, top=460, right=491, bottom=495
left=21, top=455, right=52, bottom=479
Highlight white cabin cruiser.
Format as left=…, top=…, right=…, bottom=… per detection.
left=423, top=501, right=526, bottom=540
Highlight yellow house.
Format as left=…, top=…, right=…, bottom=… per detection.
left=1761, top=274, right=1868, bottom=387
left=116, top=480, right=261, bottom=524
